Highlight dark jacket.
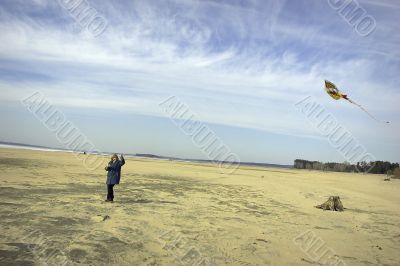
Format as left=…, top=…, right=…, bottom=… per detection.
left=105, top=158, right=125, bottom=185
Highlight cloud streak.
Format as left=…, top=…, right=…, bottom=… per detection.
left=0, top=0, right=399, bottom=159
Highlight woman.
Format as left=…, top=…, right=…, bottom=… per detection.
left=104, top=154, right=125, bottom=202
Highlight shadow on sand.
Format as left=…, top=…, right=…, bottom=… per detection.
left=119, top=198, right=177, bottom=204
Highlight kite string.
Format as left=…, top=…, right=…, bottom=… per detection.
left=344, top=97, right=389, bottom=124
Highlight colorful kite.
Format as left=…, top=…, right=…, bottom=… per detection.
left=324, top=80, right=389, bottom=124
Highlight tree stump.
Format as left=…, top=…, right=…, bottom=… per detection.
left=315, top=196, right=344, bottom=211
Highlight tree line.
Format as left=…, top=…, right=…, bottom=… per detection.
left=294, top=159, right=399, bottom=176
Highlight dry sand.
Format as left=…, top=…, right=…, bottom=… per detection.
left=0, top=148, right=399, bottom=265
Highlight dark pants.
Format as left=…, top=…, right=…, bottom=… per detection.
left=107, top=184, right=115, bottom=201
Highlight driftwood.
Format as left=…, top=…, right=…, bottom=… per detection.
left=315, top=196, right=344, bottom=211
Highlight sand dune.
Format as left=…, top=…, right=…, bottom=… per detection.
left=0, top=148, right=399, bottom=265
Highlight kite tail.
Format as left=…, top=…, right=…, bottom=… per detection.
left=344, top=97, right=390, bottom=124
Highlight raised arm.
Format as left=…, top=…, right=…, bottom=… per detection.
left=120, top=154, right=125, bottom=166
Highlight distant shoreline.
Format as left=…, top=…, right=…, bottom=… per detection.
left=0, top=143, right=71, bottom=153
left=0, top=141, right=292, bottom=169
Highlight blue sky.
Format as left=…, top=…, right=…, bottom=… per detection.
left=0, top=0, right=399, bottom=164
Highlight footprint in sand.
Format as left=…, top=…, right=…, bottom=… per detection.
left=91, top=215, right=110, bottom=222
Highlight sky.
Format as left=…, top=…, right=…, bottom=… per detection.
left=0, top=0, right=399, bottom=165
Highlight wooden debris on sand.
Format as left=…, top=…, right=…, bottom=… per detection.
left=315, top=196, right=344, bottom=211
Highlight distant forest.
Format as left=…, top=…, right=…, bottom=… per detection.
left=294, top=159, right=400, bottom=176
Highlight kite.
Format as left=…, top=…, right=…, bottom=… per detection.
left=324, top=80, right=389, bottom=124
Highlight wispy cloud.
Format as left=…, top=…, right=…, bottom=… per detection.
left=0, top=0, right=399, bottom=149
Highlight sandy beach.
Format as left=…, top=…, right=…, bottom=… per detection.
left=0, top=147, right=399, bottom=265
